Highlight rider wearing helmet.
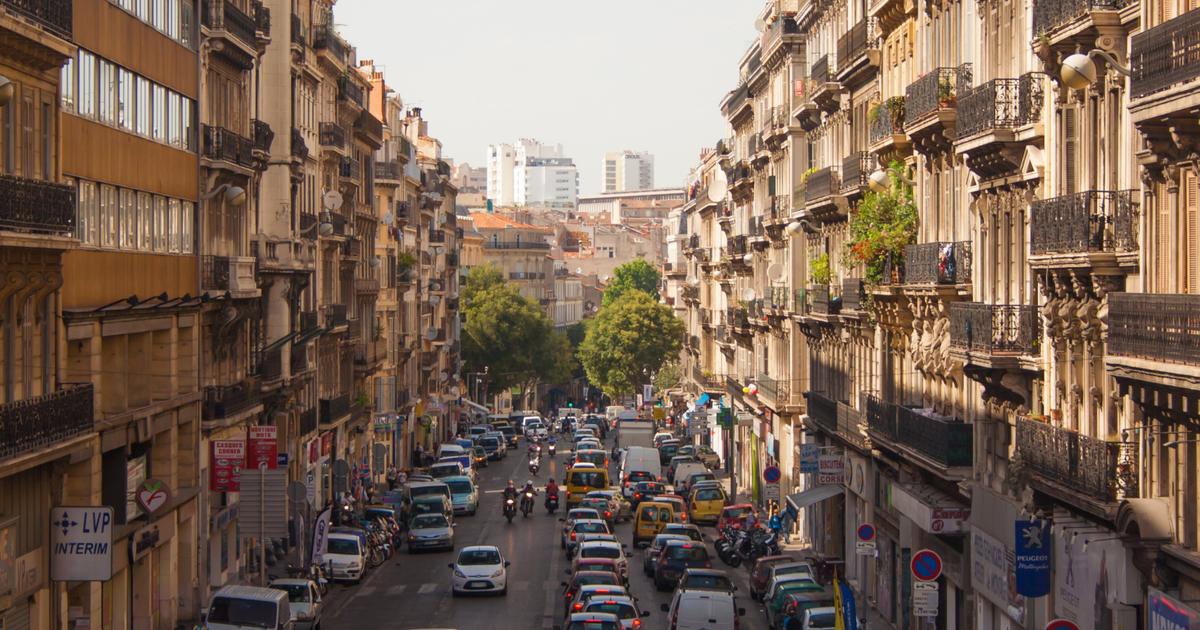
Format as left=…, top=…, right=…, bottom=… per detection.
left=503, top=480, right=518, bottom=501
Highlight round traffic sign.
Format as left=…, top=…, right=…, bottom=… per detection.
left=1045, top=620, right=1079, bottom=630
left=856, top=523, right=876, bottom=542
left=763, top=465, right=782, bottom=484
left=911, top=549, right=943, bottom=581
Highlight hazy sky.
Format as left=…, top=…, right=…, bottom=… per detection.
left=334, top=0, right=758, bottom=195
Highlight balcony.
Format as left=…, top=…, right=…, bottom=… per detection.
left=904, top=65, right=971, bottom=154
left=298, top=407, right=318, bottom=436
left=291, top=128, right=308, bottom=160
left=835, top=19, right=880, bottom=84
left=298, top=310, right=318, bottom=333
left=728, top=307, right=750, bottom=332
left=868, top=99, right=909, bottom=156
left=337, top=75, right=365, bottom=109
left=949, top=303, right=1040, bottom=360
left=1033, top=0, right=1125, bottom=39
left=323, top=303, right=348, bottom=329
left=1016, top=416, right=1137, bottom=508
left=808, top=55, right=843, bottom=112
left=842, top=278, right=864, bottom=311
left=904, top=241, right=971, bottom=285
left=955, top=74, right=1046, bottom=177
left=428, top=230, right=447, bottom=244
left=253, top=2, right=269, bottom=39
left=255, top=345, right=283, bottom=382
left=1131, top=8, right=1200, bottom=127
left=313, top=23, right=349, bottom=68
left=1, top=0, right=72, bottom=37
left=320, top=393, right=351, bottom=423
left=483, top=240, right=550, bottom=250
left=202, top=125, right=256, bottom=170
left=202, top=0, right=258, bottom=61
left=339, top=157, right=361, bottom=182
left=355, top=277, right=380, bottom=293
left=807, top=391, right=838, bottom=433
left=865, top=395, right=973, bottom=470
left=290, top=12, right=304, bottom=47
left=252, top=236, right=316, bottom=273
left=1108, top=293, right=1200, bottom=368
left=0, top=383, right=93, bottom=462
left=319, top=122, right=345, bottom=150
left=202, top=380, right=262, bottom=422
left=839, top=152, right=872, bottom=197
left=809, top=284, right=840, bottom=316
left=355, top=111, right=383, bottom=146
left=355, top=339, right=385, bottom=370
left=252, top=119, right=274, bottom=154
left=290, top=343, right=311, bottom=374
left=762, top=14, right=801, bottom=59
left=755, top=374, right=792, bottom=407
left=690, top=365, right=726, bottom=392
left=0, top=174, right=75, bottom=236
left=1029, top=190, right=1137, bottom=262
left=200, top=255, right=259, bottom=297
left=374, top=160, right=402, bottom=183
left=804, top=166, right=842, bottom=218
left=766, top=286, right=791, bottom=311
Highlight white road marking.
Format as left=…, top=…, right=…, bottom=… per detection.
left=385, top=584, right=407, bottom=596
left=418, top=582, right=438, bottom=594
left=356, top=585, right=376, bottom=598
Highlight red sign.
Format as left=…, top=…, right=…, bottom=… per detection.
left=308, top=438, right=320, bottom=464
left=320, top=432, right=333, bottom=457
left=210, top=439, right=246, bottom=492
left=247, top=425, right=278, bottom=469
left=911, top=549, right=943, bottom=582
left=1045, top=620, right=1079, bottom=630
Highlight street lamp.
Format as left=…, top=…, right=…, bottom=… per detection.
left=1060, top=49, right=1130, bottom=90
left=202, top=182, right=247, bottom=206
left=867, top=167, right=916, bottom=194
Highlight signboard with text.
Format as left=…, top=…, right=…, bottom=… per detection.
left=817, top=453, right=844, bottom=485
left=1015, top=520, right=1051, bottom=597
left=799, top=444, right=820, bottom=473
left=913, top=581, right=939, bottom=617
left=210, top=439, right=246, bottom=492
left=50, top=507, right=113, bottom=581
left=1147, top=587, right=1200, bottom=630
left=247, top=425, right=278, bottom=469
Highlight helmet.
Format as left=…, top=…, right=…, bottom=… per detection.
left=525, top=479, right=533, bottom=487
left=507, top=480, right=515, bottom=487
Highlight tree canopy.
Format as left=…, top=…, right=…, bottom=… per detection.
left=602, top=259, right=661, bottom=306
left=462, top=264, right=506, bottom=307
left=578, top=289, right=684, bottom=398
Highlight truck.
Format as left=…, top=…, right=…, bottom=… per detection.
left=617, top=417, right=656, bottom=450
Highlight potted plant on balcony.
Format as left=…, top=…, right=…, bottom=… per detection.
left=938, top=78, right=956, bottom=107
left=884, top=96, right=906, bottom=129
left=810, top=253, right=832, bottom=285
left=844, top=161, right=918, bottom=284
left=397, top=250, right=416, bottom=282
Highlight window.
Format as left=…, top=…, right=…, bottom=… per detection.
left=180, top=98, right=192, bottom=150
left=78, top=51, right=96, bottom=118
left=152, top=84, right=166, bottom=141
left=180, top=201, right=194, bottom=253
left=153, top=196, right=168, bottom=252
left=61, top=57, right=76, bottom=113
left=137, top=192, right=153, bottom=250
left=135, top=76, right=150, bottom=136
left=100, top=184, right=118, bottom=247
left=0, top=99, right=10, bottom=174
left=117, top=68, right=133, bottom=131
left=168, top=198, right=181, bottom=253
left=98, top=60, right=116, bottom=125
left=41, top=101, right=51, bottom=178
left=167, top=91, right=180, bottom=147
left=78, top=180, right=98, bottom=244
left=119, top=188, right=136, bottom=248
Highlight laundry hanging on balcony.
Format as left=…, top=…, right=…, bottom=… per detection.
left=938, top=243, right=956, bottom=281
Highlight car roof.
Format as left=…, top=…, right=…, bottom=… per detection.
left=407, top=481, right=448, bottom=488
left=213, top=585, right=289, bottom=602
left=675, top=590, right=736, bottom=602
left=268, top=578, right=313, bottom=587
left=567, top=612, right=621, bottom=622
left=653, top=534, right=690, bottom=543
left=571, top=462, right=599, bottom=468
left=664, top=523, right=701, bottom=531
left=683, top=568, right=729, bottom=577
left=573, top=519, right=607, bottom=526
left=663, top=539, right=702, bottom=549
left=326, top=532, right=360, bottom=541
left=568, top=508, right=599, bottom=516
left=442, top=475, right=473, bottom=483
left=578, top=540, right=621, bottom=549
left=460, top=545, right=501, bottom=553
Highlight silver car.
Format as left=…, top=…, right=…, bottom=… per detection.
left=407, top=513, right=455, bottom=552
left=267, top=578, right=322, bottom=630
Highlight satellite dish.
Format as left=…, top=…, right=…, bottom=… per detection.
left=425, top=328, right=438, bottom=340
left=708, top=170, right=729, bottom=203
left=575, top=267, right=583, bottom=274
left=742, top=253, right=754, bottom=264
left=450, top=386, right=461, bottom=397
left=439, top=371, right=449, bottom=382
left=382, top=212, right=394, bottom=226
left=322, top=190, right=343, bottom=211
left=767, top=263, right=784, bottom=282
left=741, top=288, right=757, bottom=302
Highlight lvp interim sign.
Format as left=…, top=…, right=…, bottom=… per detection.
left=50, top=506, right=114, bottom=581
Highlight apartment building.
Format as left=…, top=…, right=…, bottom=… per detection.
left=470, top=211, right=554, bottom=305
left=602, top=150, right=655, bottom=192
left=680, top=0, right=1200, bottom=626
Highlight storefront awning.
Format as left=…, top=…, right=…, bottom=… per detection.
left=785, top=484, right=844, bottom=515
left=462, top=399, right=489, bottom=416
left=696, top=393, right=711, bottom=406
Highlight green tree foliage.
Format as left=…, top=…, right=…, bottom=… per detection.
left=578, top=290, right=684, bottom=398
left=653, top=359, right=681, bottom=392
left=602, top=259, right=661, bottom=306
left=461, top=282, right=564, bottom=403
left=462, top=264, right=505, bottom=306
left=844, top=161, right=918, bottom=282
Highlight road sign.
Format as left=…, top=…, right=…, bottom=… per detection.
left=50, top=506, right=113, bottom=581
left=799, top=444, right=820, bottom=473
left=857, top=523, right=876, bottom=542
left=764, top=483, right=780, bottom=502
left=911, top=549, right=943, bottom=582
left=913, top=581, right=939, bottom=617
left=763, top=465, right=782, bottom=484
left=248, top=425, right=278, bottom=469
left=1044, top=620, right=1080, bottom=630
left=240, top=467, right=289, bottom=539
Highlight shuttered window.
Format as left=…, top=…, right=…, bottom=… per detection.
left=1063, top=108, right=1078, bottom=195
left=1186, top=170, right=1200, bottom=293
left=1157, top=181, right=1174, bottom=291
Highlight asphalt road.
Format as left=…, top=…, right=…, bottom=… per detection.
left=321, top=433, right=773, bottom=630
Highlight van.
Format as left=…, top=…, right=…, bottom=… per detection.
left=205, top=585, right=294, bottom=630
left=566, top=464, right=610, bottom=507
left=405, top=481, right=452, bottom=504
left=324, top=533, right=366, bottom=583
left=429, top=460, right=465, bottom=480
left=673, top=463, right=712, bottom=495
left=619, top=446, right=663, bottom=497
left=688, top=485, right=728, bottom=524
left=605, top=405, right=627, bottom=422
left=661, top=589, right=744, bottom=630
left=633, top=500, right=678, bottom=547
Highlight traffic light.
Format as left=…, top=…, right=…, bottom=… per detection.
left=567, top=402, right=574, bottom=407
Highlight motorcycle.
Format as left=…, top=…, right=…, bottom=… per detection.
left=504, top=497, right=517, bottom=523
left=545, top=491, right=559, bottom=514
left=528, top=457, right=540, bottom=475
left=521, top=491, right=535, bottom=517
left=548, top=442, right=556, bottom=457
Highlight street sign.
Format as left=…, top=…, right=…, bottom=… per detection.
left=913, top=581, right=939, bottom=617
left=764, top=483, right=781, bottom=502
left=911, top=549, right=943, bottom=582
left=239, top=467, right=289, bottom=539
left=1044, top=620, right=1080, bottom=630
left=799, top=444, right=819, bottom=473
left=50, top=507, right=113, bottom=581
left=1015, top=519, right=1051, bottom=597
left=210, top=439, right=246, bottom=492
left=737, top=412, right=754, bottom=426
left=762, top=465, right=782, bottom=484
left=857, top=523, right=876, bottom=542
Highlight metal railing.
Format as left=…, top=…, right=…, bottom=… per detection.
left=1108, top=292, right=1200, bottom=366
left=840, top=152, right=872, bottom=193
left=948, top=303, right=1041, bottom=354
left=869, top=103, right=905, bottom=144
left=1016, top=416, right=1138, bottom=502
left=291, top=128, right=307, bottom=159
left=865, top=395, right=973, bottom=467
left=290, top=13, right=304, bottom=46
left=1132, top=8, right=1200, bottom=99
left=810, top=284, right=839, bottom=315
left=320, top=393, right=351, bottom=423
left=319, top=122, right=345, bottom=148
left=766, top=286, right=791, bottom=310
left=324, top=303, right=348, bottom=328
left=0, top=383, right=93, bottom=461
left=202, top=125, right=256, bottom=167
left=202, top=0, right=257, bottom=47
left=836, top=402, right=869, bottom=450
left=956, top=74, right=1046, bottom=138
left=904, top=241, right=972, bottom=284
left=1030, top=190, right=1138, bottom=255
left=252, top=119, right=274, bottom=153
left=356, top=111, right=382, bottom=141
left=842, top=278, right=864, bottom=311
left=755, top=374, right=790, bottom=403
left=338, top=76, right=365, bottom=108
left=836, top=19, right=876, bottom=68
left=811, top=55, right=830, bottom=84
left=202, top=380, right=261, bottom=420
left=1034, top=0, right=1126, bottom=36
left=905, top=65, right=972, bottom=122
left=805, top=166, right=840, bottom=202
left=374, top=160, right=402, bottom=181
left=0, top=174, right=75, bottom=235
left=807, top=391, right=838, bottom=433
left=253, top=1, right=269, bottom=37
left=290, top=343, right=309, bottom=374
left=483, top=240, right=551, bottom=250
left=339, top=157, right=361, bottom=180
left=312, top=23, right=349, bottom=64
left=2, top=0, right=71, bottom=36
left=299, top=407, right=318, bottom=436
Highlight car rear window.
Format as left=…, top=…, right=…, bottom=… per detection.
left=627, top=471, right=654, bottom=482
left=696, top=488, right=723, bottom=501
left=808, top=611, right=837, bottom=628
left=447, top=480, right=472, bottom=494
left=724, top=506, right=750, bottom=518
left=566, top=621, right=620, bottom=630
left=207, top=597, right=278, bottom=626
left=576, top=522, right=609, bottom=534
left=665, top=545, right=709, bottom=561
left=586, top=602, right=636, bottom=619
left=582, top=546, right=621, bottom=559
left=571, top=471, right=607, bottom=487
left=481, top=437, right=499, bottom=447
left=576, top=574, right=619, bottom=587
left=682, top=574, right=734, bottom=591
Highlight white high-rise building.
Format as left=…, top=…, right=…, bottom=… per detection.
left=487, top=138, right=579, bottom=208
left=603, top=150, right=655, bottom=192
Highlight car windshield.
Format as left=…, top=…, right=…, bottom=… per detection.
left=447, top=480, right=473, bottom=494
left=569, top=510, right=600, bottom=521
left=269, top=583, right=310, bottom=603
left=411, top=515, right=448, bottom=529
left=724, top=507, right=751, bottom=519
left=327, top=538, right=359, bottom=555
left=696, top=488, right=723, bottom=501
left=665, top=545, right=708, bottom=561
left=481, top=438, right=499, bottom=447
left=665, top=527, right=700, bottom=540
left=576, top=522, right=609, bottom=534
left=577, top=574, right=618, bottom=587
left=206, top=597, right=277, bottom=628
left=582, top=546, right=620, bottom=559
left=458, top=549, right=501, bottom=565
left=571, top=472, right=606, bottom=487
left=586, top=602, right=635, bottom=619
left=682, top=574, right=734, bottom=590
left=808, top=612, right=837, bottom=627
left=431, top=465, right=459, bottom=476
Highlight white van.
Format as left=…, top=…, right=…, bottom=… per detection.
left=324, top=532, right=366, bottom=583
left=673, top=462, right=712, bottom=495
left=205, top=585, right=294, bottom=630
left=661, top=590, right=744, bottom=630
left=437, top=444, right=466, bottom=460
left=619, top=446, right=663, bottom=497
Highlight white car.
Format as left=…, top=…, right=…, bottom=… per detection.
left=662, top=589, right=745, bottom=630
left=576, top=540, right=628, bottom=580
left=323, top=533, right=365, bottom=583
left=267, top=578, right=323, bottom=630
left=801, top=606, right=838, bottom=629
left=449, top=545, right=509, bottom=596
left=582, top=594, right=650, bottom=630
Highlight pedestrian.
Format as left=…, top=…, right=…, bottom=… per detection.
left=780, top=508, right=794, bottom=544
left=745, top=508, right=759, bottom=530
left=386, top=466, right=398, bottom=490
left=768, top=507, right=783, bottom=538
left=414, top=444, right=425, bottom=468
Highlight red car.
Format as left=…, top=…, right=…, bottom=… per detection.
left=716, top=503, right=755, bottom=532
left=748, top=554, right=799, bottom=600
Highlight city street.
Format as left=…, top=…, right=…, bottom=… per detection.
left=321, top=434, right=772, bottom=630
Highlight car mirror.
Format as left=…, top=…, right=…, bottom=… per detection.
left=447, top=563, right=455, bottom=569
left=660, top=604, right=670, bottom=612
left=504, top=561, right=511, bottom=567
left=738, top=608, right=747, bottom=616
left=641, top=611, right=651, bottom=617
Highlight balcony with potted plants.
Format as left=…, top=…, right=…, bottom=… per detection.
left=903, top=241, right=972, bottom=289
left=954, top=73, right=1047, bottom=178
left=904, top=64, right=971, bottom=155
left=867, top=97, right=910, bottom=159
left=843, top=162, right=918, bottom=293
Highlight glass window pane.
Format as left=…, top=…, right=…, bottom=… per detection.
left=181, top=98, right=193, bottom=151
left=181, top=202, right=194, bottom=253
left=152, top=85, right=166, bottom=141
left=117, top=68, right=133, bottom=131
left=137, top=192, right=153, bottom=250
left=98, top=61, right=115, bottom=125
left=136, top=76, right=150, bottom=136
left=100, top=184, right=117, bottom=247
left=119, top=188, right=136, bottom=248
left=168, top=92, right=180, bottom=147
left=168, top=199, right=181, bottom=253
left=77, top=180, right=93, bottom=243
left=154, top=196, right=168, bottom=252
left=78, top=51, right=96, bottom=118
left=60, top=57, right=75, bottom=113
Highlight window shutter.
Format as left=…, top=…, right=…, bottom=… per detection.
left=1063, top=108, right=1078, bottom=195
left=1187, top=170, right=1200, bottom=293
left=1157, top=182, right=1173, bottom=291
left=1162, top=0, right=1179, bottom=23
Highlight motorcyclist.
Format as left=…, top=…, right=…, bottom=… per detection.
left=546, top=478, right=559, bottom=498
left=520, top=480, right=538, bottom=512
left=502, top=480, right=518, bottom=502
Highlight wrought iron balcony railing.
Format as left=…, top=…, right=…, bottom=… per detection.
left=805, top=166, right=839, bottom=202
left=842, top=278, right=864, bottom=311
left=904, top=241, right=971, bottom=284
left=840, top=152, right=872, bottom=194
left=869, top=103, right=905, bottom=144
left=956, top=74, right=1046, bottom=138
left=339, top=157, right=361, bottom=180
left=252, top=119, right=274, bottom=153
left=338, top=76, right=365, bottom=108
left=1030, top=190, right=1137, bottom=255
left=201, top=0, right=257, bottom=47
left=1016, top=416, right=1137, bottom=502
left=202, top=380, right=261, bottom=420
left=299, top=407, right=318, bottom=436
left=905, top=65, right=972, bottom=122
left=312, top=23, right=349, bottom=64
left=0, top=383, right=93, bottom=461
left=320, top=393, right=351, bottom=423
left=865, top=394, right=973, bottom=467
left=807, top=391, right=838, bottom=433
left=290, top=12, right=304, bottom=46
left=1131, top=8, right=1200, bottom=99
left=949, top=303, right=1041, bottom=354
left=755, top=374, right=791, bottom=403
left=0, top=174, right=75, bottom=235
left=811, top=55, right=830, bottom=85
left=253, top=1, right=269, bottom=37
left=2, top=0, right=71, bottom=36
left=374, top=160, right=402, bottom=181
left=1033, top=0, right=1125, bottom=36
left=202, top=125, right=256, bottom=167
left=291, top=128, right=308, bottom=159
left=290, top=342, right=309, bottom=374
left=324, top=303, right=348, bottom=328
left=766, top=286, right=791, bottom=310
left=1108, top=292, right=1200, bottom=367
left=483, top=240, right=551, bottom=250
left=836, top=19, right=876, bottom=68
left=318, top=122, right=345, bottom=148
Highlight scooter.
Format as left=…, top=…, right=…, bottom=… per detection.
left=504, top=498, right=516, bottom=523
left=545, top=491, right=559, bottom=514
left=548, top=442, right=557, bottom=457
left=521, top=491, right=535, bottom=517
left=528, top=457, right=540, bottom=475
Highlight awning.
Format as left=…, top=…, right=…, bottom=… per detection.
left=295, top=326, right=326, bottom=345
left=785, top=484, right=844, bottom=516
left=462, top=399, right=489, bottom=417
left=696, top=393, right=711, bottom=406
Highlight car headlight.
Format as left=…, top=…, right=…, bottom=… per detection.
left=490, top=569, right=504, bottom=578
left=454, top=569, right=467, bottom=578
left=409, top=534, right=417, bottom=541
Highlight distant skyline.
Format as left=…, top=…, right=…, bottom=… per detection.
left=334, top=0, right=757, bottom=195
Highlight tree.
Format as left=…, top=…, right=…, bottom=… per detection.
left=462, top=264, right=505, bottom=307
left=578, top=289, right=684, bottom=399
left=653, top=359, right=682, bottom=392
left=461, top=282, right=565, bottom=406
left=602, top=258, right=661, bottom=306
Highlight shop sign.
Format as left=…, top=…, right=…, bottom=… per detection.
left=913, top=581, right=939, bottom=617
left=1015, top=520, right=1051, bottom=597
left=373, top=414, right=395, bottom=432
left=134, top=479, right=171, bottom=515
left=891, top=484, right=969, bottom=534
left=320, top=432, right=333, bottom=456
left=1053, top=529, right=1125, bottom=628
left=817, top=453, right=844, bottom=485
left=1147, top=587, right=1200, bottom=630
left=247, top=425, right=279, bottom=469
left=49, top=507, right=113, bottom=581
left=971, top=528, right=1026, bottom=622
left=799, top=444, right=820, bottom=473
left=130, top=522, right=160, bottom=562
left=308, top=438, right=320, bottom=464
left=209, top=439, right=246, bottom=492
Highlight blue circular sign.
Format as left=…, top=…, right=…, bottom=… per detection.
left=856, top=523, right=876, bottom=542
left=911, top=549, right=943, bottom=581
left=1045, top=620, right=1079, bottom=630
left=763, top=465, right=782, bottom=484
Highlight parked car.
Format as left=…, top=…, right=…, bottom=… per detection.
left=765, top=583, right=830, bottom=630
left=677, top=568, right=736, bottom=595
left=694, top=445, right=721, bottom=468
left=205, top=585, right=292, bottom=630
left=749, top=555, right=800, bottom=600
left=661, top=589, right=745, bottom=630
left=324, top=533, right=365, bottom=583
left=267, top=579, right=322, bottom=630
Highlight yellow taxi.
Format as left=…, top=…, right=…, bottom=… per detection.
left=565, top=464, right=609, bottom=507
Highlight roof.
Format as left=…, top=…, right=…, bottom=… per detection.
left=468, top=212, right=552, bottom=232
left=213, top=585, right=289, bottom=601
left=460, top=544, right=501, bottom=552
